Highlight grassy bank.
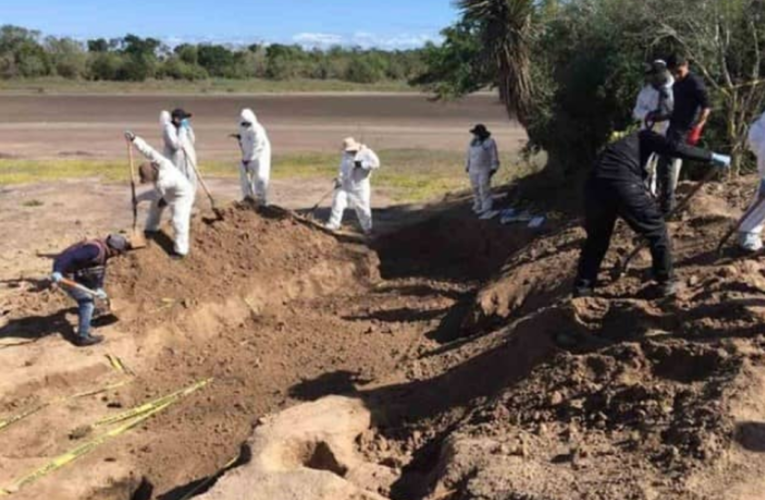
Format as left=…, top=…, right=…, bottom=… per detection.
left=0, top=77, right=416, bottom=95
left=0, top=150, right=535, bottom=203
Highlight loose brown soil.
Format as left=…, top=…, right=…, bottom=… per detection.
left=3, top=176, right=765, bottom=500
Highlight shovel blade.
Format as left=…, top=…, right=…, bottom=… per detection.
left=128, top=230, right=147, bottom=250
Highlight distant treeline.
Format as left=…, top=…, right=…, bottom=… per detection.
left=0, top=25, right=428, bottom=84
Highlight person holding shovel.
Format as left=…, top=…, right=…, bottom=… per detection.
left=160, top=108, right=198, bottom=195
left=737, top=111, right=765, bottom=252
left=50, top=234, right=130, bottom=347
left=573, top=129, right=730, bottom=299
left=325, top=137, right=380, bottom=235
left=125, top=131, right=195, bottom=259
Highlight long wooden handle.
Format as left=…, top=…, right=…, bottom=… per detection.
left=127, top=140, right=138, bottom=231
left=182, top=145, right=217, bottom=209
left=59, top=277, right=98, bottom=297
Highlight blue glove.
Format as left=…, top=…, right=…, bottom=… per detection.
left=711, top=153, right=731, bottom=169
left=50, top=272, right=63, bottom=283
left=94, top=288, right=108, bottom=301
left=181, top=118, right=190, bottom=129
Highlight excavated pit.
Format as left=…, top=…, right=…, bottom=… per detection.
left=6, top=178, right=765, bottom=500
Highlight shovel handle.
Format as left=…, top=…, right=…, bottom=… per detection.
left=127, top=140, right=139, bottom=232
left=59, top=277, right=99, bottom=298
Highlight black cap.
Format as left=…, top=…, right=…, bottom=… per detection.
left=171, top=108, right=192, bottom=120
left=470, top=124, right=489, bottom=135
left=644, top=59, right=667, bottom=75
left=666, top=54, right=689, bottom=70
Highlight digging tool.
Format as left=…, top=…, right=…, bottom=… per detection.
left=126, top=140, right=147, bottom=249
left=182, top=145, right=225, bottom=221
left=57, top=277, right=119, bottom=320
left=308, top=181, right=338, bottom=218
left=716, top=188, right=765, bottom=256
left=611, top=166, right=719, bottom=280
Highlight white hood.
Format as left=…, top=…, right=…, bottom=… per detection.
left=240, top=108, right=258, bottom=125
left=160, top=110, right=172, bottom=126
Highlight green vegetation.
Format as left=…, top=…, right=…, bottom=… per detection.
left=0, top=77, right=414, bottom=94
left=0, top=25, right=426, bottom=88
left=416, top=0, right=765, bottom=177
left=0, top=150, right=532, bottom=204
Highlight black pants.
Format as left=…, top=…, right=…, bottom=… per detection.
left=576, top=177, right=673, bottom=286
left=656, top=127, right=689, bottom=213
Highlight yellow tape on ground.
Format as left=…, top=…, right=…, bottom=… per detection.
left=0, top=378, right=212, bottom=496
left=95, top=378, right=213, bottom=428
left=0, top=381, right=130, bottom=434
left=105, top=354, right=134, bottom=376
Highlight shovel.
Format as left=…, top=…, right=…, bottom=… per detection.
left=307, top=182, right=338, bottom=219
left=126, top=140, right=147, bottom=249
left=716, top=187, right=765, bottom=256
left=57, top=277, right=119, bottom=321
left=183, top=145, right=224, bottom=221
left=611, top=166, right=718, bottom=280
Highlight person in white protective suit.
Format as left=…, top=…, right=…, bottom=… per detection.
left=325, top=137, right=380, bottom=235
left=466, top=124, right=500, bottom=215
left=236, top=108, right=271, bottom=205
left=160, top=108, right=198, bottom=194
left=633, top=60, right=675, bottom=196
left=125, top=131, right=194, bottom=259
left=737, top=111, right=765, bottom=251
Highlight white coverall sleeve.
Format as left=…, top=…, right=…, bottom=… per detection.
left=133, top=137, right=165, bottom=165
left=135, top=189, right=159, bottom=204
left=163, top=124, right=181, bottom=153
left=357, top=148, right=380, bottom=171
left=489, top=139, right=500, bottom=171
left=185, top=125, right=196, bottom=146
left=633, top=87, right=653, bottom=124
left=241, top=129, right=257, bottom=162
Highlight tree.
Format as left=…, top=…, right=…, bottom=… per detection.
left=45, top=37, right=87, bottom=79
left=458, top=0, right=535, bottom=126
left=87, top=38, right=109, bottom=53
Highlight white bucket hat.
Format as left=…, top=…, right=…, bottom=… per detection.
left=342, top=137, right=362, bottom=152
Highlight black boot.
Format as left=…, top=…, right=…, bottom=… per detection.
left=73, top=334, right=104, bottom=347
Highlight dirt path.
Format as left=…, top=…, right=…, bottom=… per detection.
left=0, top=94, right=526, bottom=158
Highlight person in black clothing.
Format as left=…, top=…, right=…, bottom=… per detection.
left=574, top=130, right=729, bottom=298
left=656, top=54, right=712, bottom=214
left=50, top=234, right=130, bottom=346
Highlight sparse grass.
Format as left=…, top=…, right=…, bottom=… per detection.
left=0, top=150, right=539, bottom=204
left=21, top=199, right=44, bottom=207
left=0, top=77, right=415, bottom=95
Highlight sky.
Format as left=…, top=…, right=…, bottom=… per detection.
left=2, top=0, right=459, bottom=49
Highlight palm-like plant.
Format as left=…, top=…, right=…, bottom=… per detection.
left=457, top=0, right=535, bottom=126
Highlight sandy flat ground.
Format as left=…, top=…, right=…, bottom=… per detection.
left=0, top=93, right=526, bottom=159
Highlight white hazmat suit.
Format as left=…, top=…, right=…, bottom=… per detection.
left=633, top=77, right=675, bottom=196
left=326, top=141, right=380, bottom=234
left=738, top=111, right=765, bottom=251
left=238, top=108, right=271, bottom=205
left=466, top=137, right=500, bottom=214
left=160, top=110, right=198, bottom=194
left=133, top=136, right=195, bottom=257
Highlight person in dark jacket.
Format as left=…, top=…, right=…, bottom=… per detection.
left=50, top=234, right=129, bottom=346
left=656, top=54, right=712, bottom=214
left=574, top=130, right=729, bottom=298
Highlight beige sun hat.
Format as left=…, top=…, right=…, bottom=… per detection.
left=342, top=137, right=362, bottom=152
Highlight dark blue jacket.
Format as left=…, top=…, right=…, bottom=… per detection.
left=53, top=240, right=108, bottom=288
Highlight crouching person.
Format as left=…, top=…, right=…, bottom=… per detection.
left=50, top=234, right=129, bottom=346
left=126, top=131, right=194, bottom=259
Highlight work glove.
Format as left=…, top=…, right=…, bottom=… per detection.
left=158, top=197, right=168, bottom=208
left=354, top=160, right=364, bottom=169
left=229, top=133, right=242, bottom=140
left=490, top=169, right=498, bottom=178
left=711, top=153, right=731, bottom=169
left=50, top=272, right=63, bottom=284
left=124, top=131, right=136, bottom=142
left=94, top=288, right=108, bottom=301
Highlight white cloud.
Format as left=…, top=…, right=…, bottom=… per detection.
left=293, top=31, right=440, bottom=50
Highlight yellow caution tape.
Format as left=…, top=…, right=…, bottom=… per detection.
left=95, top=378, right=212, bottom=428
left=0, top=381, right=129, bottom=434
left=0, top=378, right=212, bottom=496
left=105, top=354, right=134, bottom=376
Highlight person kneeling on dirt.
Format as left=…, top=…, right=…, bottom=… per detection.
left=573, top=130, right=730, bottom=298
left=326, top=137, right=380, bottom=236
left=466, top=124, right=500, bottom=217
left=125, top=131, right=194, bottom=259
left=50, top=234, right=129, bottom=347
left=737, top=111, right=765, bottom=252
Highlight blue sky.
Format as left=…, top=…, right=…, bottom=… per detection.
left=3, top=0, right=459, bottom=49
